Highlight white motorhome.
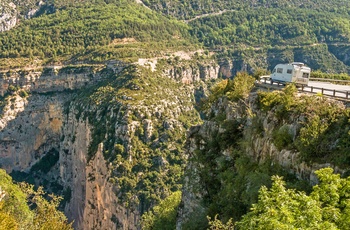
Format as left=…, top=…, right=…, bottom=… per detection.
left=270, top=62, right=311, bottom=86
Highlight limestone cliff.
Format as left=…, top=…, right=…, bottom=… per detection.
left=0, top=57, right=219, bottom=229
left=177, top=86, right=349, bottom=228
left=0, top=2, right=17, bottom=32
left=0, top=0, right=47, bottom=32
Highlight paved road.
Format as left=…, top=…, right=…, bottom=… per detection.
left=308, top=81, right=350, bottom=91
left=259, top=78, right=350, bottom=99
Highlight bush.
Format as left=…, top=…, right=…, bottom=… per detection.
left=201, top=72, right=255, bottom=111
left=272, top=125, right=294, bottom=151
left=226, top=72, right=255, bottom=101
left=141, top=191, right=182, bottom=230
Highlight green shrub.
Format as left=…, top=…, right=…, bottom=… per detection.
left=201, top=72, right=255, bottom=111
left=141, top=191, right=182, bottom=230
left=30, top=149, right=59, bottom=173
left=272, top=125, right=294, bottom=151
left=258, top=84, right=298, bottom=120
left=226, top=72, right=255, bottom=101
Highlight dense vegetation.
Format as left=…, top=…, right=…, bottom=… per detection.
left=170, top=77, right=350, bottom=229
left=0, top=169, right=72, bottom=230
left=1, top=0, right=350, bottom=229
left=210, top=168, right=350, bottom=229
left=141, top=191, right=181, bottom=229
left=70, top=64, right=201, bottom=213
left=0, top=0, right=196, bottom=65
left=144, top=0, right=350, bottom=19
left=259, top=84, right=350, bottom=167
left=311, top=70, right=350, bottom=81
left=1, top=0, right=350, bottom=73
left=189, top=9, right=350, bottom=48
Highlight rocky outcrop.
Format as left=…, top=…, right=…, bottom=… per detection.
left=244, top=95, right=346, bottom=183
left=59, top=107, right=139, bottom=230
left=0, top=2, right=17, bottom=32
left=0, top=0, right=51, bottom=32
left=0, top=64, right=127, bottom=96
left=0, top=60, right=209, bottom=229
left=177, top=92, right=347, bottom=228
left=162, top=60, right=220, bottom=84
left=0, top=93, right=65, bottom=172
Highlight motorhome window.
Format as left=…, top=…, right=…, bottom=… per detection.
left=277, top=68, right=283, bottom=73
left=272, top=68, right=276, bottom=73
left=287, top=69, right=292, bottom=74
left=302, top=73, right=309, bottom=78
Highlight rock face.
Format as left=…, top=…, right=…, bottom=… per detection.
left=162, top=59, right=220, bottom=84
left=0, top=2, right=17, bottom=32
left=0, top=59, right=219, bottom=230
left=0, top=65, right=125, bottom=96
left=0, top=0, right=49, bottom=32
left=0, top=93, right=64, bottom=172
left=177, top=93, right=347, bottom=228
left=59, top=110, right=139, bottom=230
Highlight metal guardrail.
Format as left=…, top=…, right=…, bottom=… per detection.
left=309, top=78, right=350, bottom=84
left=299, top=85, right=349, bottom=99
left=259, top=77, right=350, bottom=100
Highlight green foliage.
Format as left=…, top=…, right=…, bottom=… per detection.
left=272, top=125, right=294, bottom=151
left=189, top=114, right=308, bottom=227
left=190, top=8, right=350, bottom=48
left=0, top=169, right=72, bottom=230
left=207, top=215, right=234, bottom=230
left=30, top=149, right=59, bottom=173
left=141, top=191, right=181, bottom=230
left=258, top=85, right=350, bottom=166
left=226, top=72, right=256, bottom=101
left=252, top=68, right=270, bottom=80
left=258, top=84, right=298, bottom=120
left=0, top=170, right=33, bottom=229
left=0, top=0, right=195, bottom=64
left=22, top=184, right=73, bottom=230
left=237, top=168, right=350, bottom=230
left=0, top=207, right=18, bottom=230
left=7, top=85, right=20, bottom=93
left=72, top=64, right=201, bottom=215
left=201, top=72, right=255, bottom=111
left=311, top=70, right=350, bottom=80
left=18, top=90, right=29, bottom=98
left=295, top=99, right=349, bottom=164
left=201, top=79, right=228, bottom=111
left=145, top=0, right=350, bottom=19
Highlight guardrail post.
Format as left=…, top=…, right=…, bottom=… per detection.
left=347, top=91, right=349, bottom=99
left=321, top=88, right=324, bottom=95
left=311, top=86, right=313, bottom=93
left=333, top=90, right=336, bottom=97
left=301, top=85, right=304, bottom=91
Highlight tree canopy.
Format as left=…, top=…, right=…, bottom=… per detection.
left=236, top=168, right=350, bottom=230
left=0, top=169, right=72, bottom=230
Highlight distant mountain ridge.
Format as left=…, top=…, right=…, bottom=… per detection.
left=1, top=0, right=350, bottom=73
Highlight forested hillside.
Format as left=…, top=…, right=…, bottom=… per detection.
left=144, top=0, right=350, bottom=19
left=0, top=0, right=195, bottom=66
left=2, top=0, right=350, bottom=73
left=1, top=0, right=350, bottom=229
left=190, top=9, right=350, bottom=47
